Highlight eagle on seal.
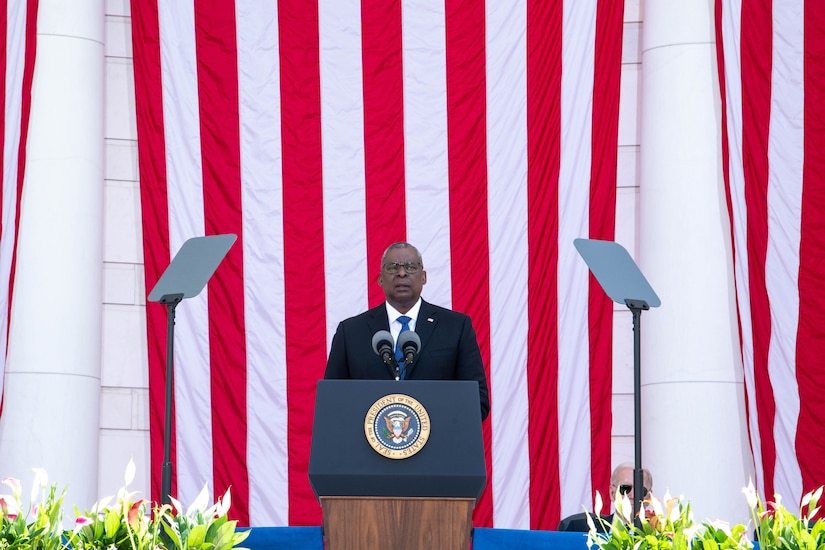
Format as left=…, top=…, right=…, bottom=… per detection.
left=384, top=414, right=411, bottom=443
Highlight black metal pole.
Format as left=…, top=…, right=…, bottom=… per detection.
left=625, top=298, right=649, bottom=520
left=159, top=293, right=183, bottom=505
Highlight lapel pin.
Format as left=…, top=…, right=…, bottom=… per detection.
left=427, top=318, right=434, bottom=322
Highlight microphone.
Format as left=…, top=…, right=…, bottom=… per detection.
left=371, top=330, right=399, bottom=379
left=397, top=331, right=421, bottom=365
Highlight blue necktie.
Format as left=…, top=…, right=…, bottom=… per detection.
left=395, top=315, right=411, bottom=379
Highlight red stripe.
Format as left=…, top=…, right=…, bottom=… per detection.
left=796, top=0, right=825, bottom=497
left=588, top=0, right=621, bottom=504
left=444, top=0, right=492, bottom=528
left=740, top=0, right=776, bottom=498
left=527, top=0, right=562, bottom=529
left=361, top=0, right=406, bottom=304
left=278, top=0, right=326, bottom=526
left=0, top=2, right=5, bottom=415
left=192, top=1, right=250, bottom=525
left=129, top=0, right=175, bottom=504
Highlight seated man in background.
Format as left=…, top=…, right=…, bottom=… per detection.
left=556, top=463, right=654, bottom=532
left=609, top=462, right=653, bottom=510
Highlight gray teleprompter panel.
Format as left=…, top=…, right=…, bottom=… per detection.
left=573, top=238, right=660, bottom=307
left=148, top=234, right=237, bottom=301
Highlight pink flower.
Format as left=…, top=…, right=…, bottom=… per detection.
left=127, top=499, right=148, bottom=528
left=74, top=516, right=94, bottom=532
left=1, top=477, right=22, bottom=499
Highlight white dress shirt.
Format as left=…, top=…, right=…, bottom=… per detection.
left=385, top=298, right=422, bottom=347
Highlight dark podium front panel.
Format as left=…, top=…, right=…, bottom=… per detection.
left=308, top=379, right=486, bottom=499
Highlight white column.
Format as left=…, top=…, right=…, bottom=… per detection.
left=638, top=1, right=753, bottom=523
left=0, top=0, right=103, bottom=511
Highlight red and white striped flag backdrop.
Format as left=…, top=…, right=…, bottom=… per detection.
left=0, top=0, right=37, bottom=414
left=131, top=0, right=622, bottom=528
left=717, top=0, right=825, bottom=507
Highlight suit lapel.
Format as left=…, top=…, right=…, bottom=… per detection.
left=366, top=303, right=390, bottom=335
left=407, top=300, right=437, bottom=377
left=365, top=304, right=392, bottom=375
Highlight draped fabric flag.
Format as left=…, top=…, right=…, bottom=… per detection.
left=716, top=0, right=825, bottom=506
left=0, top=0, right=37, bottom=413
left=131, top=0, right=622, bottom=528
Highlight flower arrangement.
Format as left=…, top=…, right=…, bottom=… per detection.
left=743, top=481, right=825, bottom=550
left=586, top=489, right=750, bottom=550
left=586, top=481, right=825, bottom=550
left=0, top=460, right=249, bottom=550
left=0, top=469, right=67, bottom=550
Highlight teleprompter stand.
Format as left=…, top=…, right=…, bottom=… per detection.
left=574, top=238, right=660, bottom=519
left=147, top=234, right=236, bottom=504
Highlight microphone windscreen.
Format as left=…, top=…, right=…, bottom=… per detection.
left=372, top=330, right=394, bottom=355
left=397, top=330, right=421, bottom=351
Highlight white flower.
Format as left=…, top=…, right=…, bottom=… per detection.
left=187, top=483, right=211, bottom=517
left=742, top=479, right=758, bottom=510
left=650, top=495, right=664, bottom=518
left=708, top=519, right=732, bottom=536
left=214, top=486, right=232, bottom=518
left=124, top=457, right=136, bottom=486
left=30, top=468, right=48, bottom=503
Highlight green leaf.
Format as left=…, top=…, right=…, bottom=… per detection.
left=231, top=529, right=250, bottom=546
left=211, top=520, right=238, bottom=550
left=162, top=520, right=184, bottom=550
left=188, top=523, right=209, bottom=549
left=104, top=511, right=121, bottom=539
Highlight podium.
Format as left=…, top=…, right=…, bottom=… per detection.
left=308, top=380, right=486, bottom=550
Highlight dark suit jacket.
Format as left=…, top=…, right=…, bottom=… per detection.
left=557, top=512, right=613, bottom=533
left=324, top=300, right=490, bottom=420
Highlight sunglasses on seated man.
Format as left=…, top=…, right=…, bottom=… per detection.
left=618, top=484, right=650, bottom=496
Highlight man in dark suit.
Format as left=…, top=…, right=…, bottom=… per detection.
left=324, top=242, right=490, bottom=420
left=557, top=463, right=653, bottom=532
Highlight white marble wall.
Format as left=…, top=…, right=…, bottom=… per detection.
left=99, top=0, right=149, bottom=500
left=96, top=0, right=644, bottom=503
left=611, top=0, right=643, bottom=471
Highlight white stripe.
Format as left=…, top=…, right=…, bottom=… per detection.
left=1, top=2, right=25, bottom=197
left=766, top=0, right=804, bottom=502
left=402, top=0, right=452, bottom=307
left=320, top=0, right=369, bottom=346
left=158, top=0, right=214, bottom=504
left=0, top=0, right=28, bottom=393
left=721, top=0, right=763, bottom=492
left=485, top=0, right=531, bottom=529
left=557, top=0, right=597, bottom=516
left=236, top=1, right=289, bottom=526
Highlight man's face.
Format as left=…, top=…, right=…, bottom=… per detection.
left=610, top=468, right=650, bottom=505
left=378, top=246, right=427, bottom=312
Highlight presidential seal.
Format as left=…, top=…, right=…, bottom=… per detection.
left=364, top=393, right=430, bottom=459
